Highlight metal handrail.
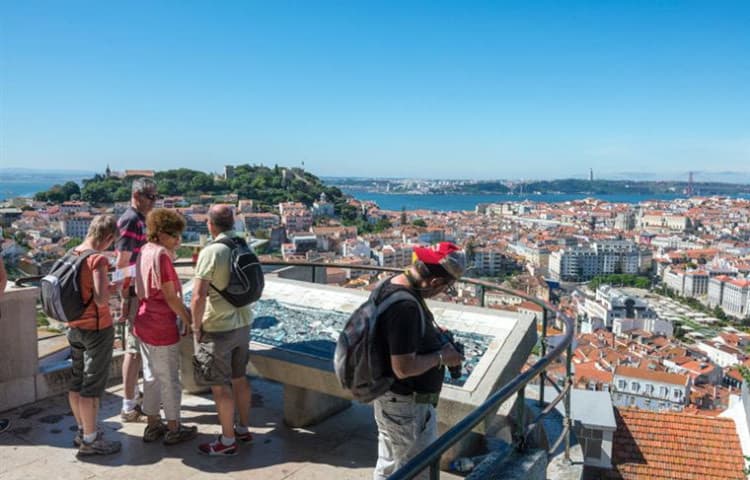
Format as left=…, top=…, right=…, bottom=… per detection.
left=15, top=259, right=573, bottom=478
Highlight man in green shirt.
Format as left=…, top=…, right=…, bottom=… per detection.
left=191, top=204, right=253, bottom=456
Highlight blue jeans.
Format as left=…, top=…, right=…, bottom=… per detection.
left=373, top=392, right=437, bottom=480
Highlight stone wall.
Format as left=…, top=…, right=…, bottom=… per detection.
left=0, top=285, right=124, bottom=413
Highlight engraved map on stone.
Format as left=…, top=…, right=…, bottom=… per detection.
left=184, top=289, right=493, bottom=386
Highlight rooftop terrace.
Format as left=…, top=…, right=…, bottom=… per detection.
left=1, top=263, right=580, bottom=479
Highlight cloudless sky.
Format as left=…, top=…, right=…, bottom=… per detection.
left=1, top=0, right=749, bottom=180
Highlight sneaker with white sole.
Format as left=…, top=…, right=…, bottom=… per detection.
left=198, top=436, right=237, bottom=456
left=77, top=436, right=121, bottom=457
left=234, top=429, right=253, bottom=443
left=163, top=424, right=198, bottom=445
left=120, top=405, right=143, bottom=423
left=142, top=422, right=168, bottom=442
left=73, top=429, right=102, bottom=447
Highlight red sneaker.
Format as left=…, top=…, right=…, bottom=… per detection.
left=198, top=436, right=238, bottom=456
left=234, top=429, right=253, bottom=443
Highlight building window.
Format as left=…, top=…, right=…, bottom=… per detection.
left=618, top=380, right=626, bottom=390
left=631, top=381, right=640, bottom=392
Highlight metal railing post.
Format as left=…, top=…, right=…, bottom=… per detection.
left=312, top=265, right=317, bottom=283
left=514, top=386, right=527, bottom=451
left=539, top=309, right=548, bottom=407
left=564, top=327, right=573, bottom=462
left=429, top=461, right=439, bottom=480
left=479, top=284, right=485, bottom=307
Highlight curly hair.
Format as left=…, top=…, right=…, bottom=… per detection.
left=146, top=208, right=186, bottom=243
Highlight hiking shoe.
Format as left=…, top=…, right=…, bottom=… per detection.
left=77, top=437, right=121, bottom=457
left=198, top=436, right=238, bottom=456
left=120, top=405, right=143, bottom=423
left=73, top=430, right=102, bottom=447
left=234, top=429, right=253, bottom=443
left=142, top=422, right=168, bottom=442
left=163, top=424, right=198, bottom=446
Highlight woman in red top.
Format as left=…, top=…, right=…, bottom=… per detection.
left=134, top=208, right=197, bottom=445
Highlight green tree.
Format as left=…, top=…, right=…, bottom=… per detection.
left=412, top=219, right=427, bottom=227
left=61, top=181, right=81, bottom=199
left=81, top=182, right=113, bottom=204
left=373, top=217, right=392, bottom=232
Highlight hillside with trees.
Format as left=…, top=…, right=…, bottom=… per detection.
left=34, top=165, right=348, bottom=213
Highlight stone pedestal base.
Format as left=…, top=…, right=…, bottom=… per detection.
left=283, top=384, right=351, bottom=428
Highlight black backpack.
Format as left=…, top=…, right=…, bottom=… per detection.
left=334, top=281, right=425, bottom=403
left=40, top=249, right=97, bottom=323
left=210, top=236, right=265, bottom=307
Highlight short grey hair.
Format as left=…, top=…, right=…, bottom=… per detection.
left=132, top=177, right=157, bottom=195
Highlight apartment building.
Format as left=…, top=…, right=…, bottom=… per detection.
left=550, top=240, right=641, bottom=282
left=695, top=340, right=745, bottom=368
left=640, top=213, right=690, bottom=232
left=663, top=268, right=709, bottom=298
left=578, top=285, right=658, bottom=329
left=613, top=317, right=673, bottom=337
left=312, top=193, right=335, bottom=218
left=61, top=213, right=93, bottom=239
left=281, top=210, right=313, bottom=233
left=473, top=246, right=518, bottom=277
left=374, top=243, right=413, bottom=268
left=612, top=366, right=690, bottom=412
left=243, top=213, right=281, bottom=232
left=708, top=275, right=750, bottom=318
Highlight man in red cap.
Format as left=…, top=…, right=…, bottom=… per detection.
left=372, top=242, right=466, bottom=480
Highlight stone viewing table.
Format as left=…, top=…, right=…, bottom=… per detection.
left=185, top=276, right=537, bottom=431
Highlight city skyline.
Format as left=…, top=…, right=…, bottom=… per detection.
left=1, top=1, right=749, bottom=180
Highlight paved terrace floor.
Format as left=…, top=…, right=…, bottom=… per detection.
left=0, top=377, right=463, bottom=480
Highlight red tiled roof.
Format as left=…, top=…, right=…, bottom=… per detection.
left=603, top=407, right=745, bottom=480
left=614, top=365, right=689, bottom=386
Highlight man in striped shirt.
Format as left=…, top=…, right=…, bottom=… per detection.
left=116, top=177, right=158, bottom=421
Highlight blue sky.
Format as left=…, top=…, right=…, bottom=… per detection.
left=1, top=1, right=749, bottom=180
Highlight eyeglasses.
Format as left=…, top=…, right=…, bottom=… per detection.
left=163, top=231, right=181, bottom=239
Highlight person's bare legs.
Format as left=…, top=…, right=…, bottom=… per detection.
left=211, top=385, right=235, bottom=439
left=69, top=392, right=98, bottom=436
left=231, top=376, right=251, bottom=429
left=123, top=352, right=141, bottom=401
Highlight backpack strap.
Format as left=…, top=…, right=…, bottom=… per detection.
left=374, top=285, right=427, bottom=337
left=208, top=235, right=248, bottom=294
left=71, top=249, right=100, bottom=315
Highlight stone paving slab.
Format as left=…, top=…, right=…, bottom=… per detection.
left=0, top=378, right=462, bottom=480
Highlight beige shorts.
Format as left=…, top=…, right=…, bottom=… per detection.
left=124, top=295, right=140, bottom=355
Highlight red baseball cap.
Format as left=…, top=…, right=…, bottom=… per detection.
left=412, top=242, right=466, bottom=280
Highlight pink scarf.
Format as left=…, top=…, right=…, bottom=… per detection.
left=136, top=242, right=177, bottom=300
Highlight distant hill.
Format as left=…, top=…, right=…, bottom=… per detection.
left=33, top=165, right=347, bottom=212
